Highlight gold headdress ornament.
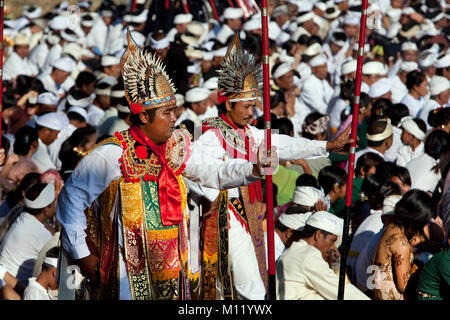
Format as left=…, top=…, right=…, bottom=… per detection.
left=120, top=29, right=176, bottom=114
left=217, top=33, right=263, bottom=103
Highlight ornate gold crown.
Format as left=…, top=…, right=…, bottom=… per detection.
left=121, top=29, right=176, bottom=113
left=217, top=33, right=263, bottom=102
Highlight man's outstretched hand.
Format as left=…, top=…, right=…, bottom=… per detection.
left=326, top=125, right=355, bottom=152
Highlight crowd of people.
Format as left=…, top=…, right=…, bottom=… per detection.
left=0, top=0, right=449, bottom=301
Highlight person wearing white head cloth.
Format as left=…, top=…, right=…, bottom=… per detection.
left=389, top=61, right=418, bottom=104
left=434, top=54, right=450, bottom=79
left=299, top=54, right=334, bottom=115
left=292, top=186, right=326, bottom=209
left=167, top=13, right=193, bottom=42
left=266, top=210, right=313, bottom=263
left=38, top=57, right=76, bottom=98
left=32, top=112, right=67, bottom=172
left=199, top=77, right=220, bottom=121
left=23, top=247, right=59, bottom=300
left=396, top=116, right=426, bottom=167
left=216, top=7, right=244, bottom=44
left=354, top=194, right=402, bottom=293
left=3, top=33, right=38, bottom=81
left=418, top=76, right=450, bottom=129
left=354, top=118, right=394, bottom=165
left=387, top=41, right=419, bottom=78
left=87, top=81, right=112, bottom=128
left=276, top=211, right=370, bottom=300
left=175, top=87, right=211, bottom=129
left=369, top=78, right=392, bottom=101
left=0, top=183, right=57, bottom=285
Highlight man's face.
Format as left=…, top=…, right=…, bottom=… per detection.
left=343, top=24, right=358, bottom=39
left=42, top=128, right=60, bottom=145
left=81, top=81, right=96, bottom=96
left=15, top=44, right=30, bottom=59
left=98, top=95, right=111, bottom=110
left=275, top=70, right=294, bottom=90
left=337, top=0, right=349, bottom=12
left=401, top=128, right=412, bottom=145
left=226, top=99, right=255, bottom=128
left=104, top=64, right=121, bottom=79
left=227, top=18, right=242, bottom=31
left=52, top=69, right=71, bottom=85
left=141, top=105, right=177, bottom=145
left=402, top=50, right=419, bottom=62
left=330, top=42, right=343, bottom=55
left=275, top=14, right=290, bottom=27
left=362, top=74, right=381, bottom=86
left=192, top=99, right=209, bottom=116
left=312, top=64, right=328, bottom=80
left=175, top=23, right=189, bottom=34
left=154, top=46, right=170, bottom=61
left=391, top=0, right=403, bottom=8
left=315, top=231, right=338, bottom=261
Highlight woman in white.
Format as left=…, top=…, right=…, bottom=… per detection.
left=400, top=70, right=428, bottom=117
left=396, top=117, right=426, bottom=167
left=406, top=129, right=450, bottom=193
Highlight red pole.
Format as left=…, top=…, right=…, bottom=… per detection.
left=131, top=0, right=137, bottom=12
left=208, top=0, right=220, bottom=21
left=181, top=0, right=190, bottom=13
left=260, top=0, right=275, bottom=300
left=338, top=0, right=369, bottom=300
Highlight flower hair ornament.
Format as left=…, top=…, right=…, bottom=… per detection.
left=302, top=114, right=330, bottom=136
left=120, top=29, right=177, bottom=114
left=217, top=33, right=263, bottom=103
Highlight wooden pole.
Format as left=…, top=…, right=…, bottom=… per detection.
left=337, top=0, right=369, bottom=300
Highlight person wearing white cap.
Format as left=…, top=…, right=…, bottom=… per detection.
left=276, top=211, right=370, bottom=300
left=323, top=30, right=350, bottom=85
left=291, top=12, right=320, bottom=42
left=36, top=92, right=60, bottom=115
left=300, top=54, right=334, bottom=115
left=167, top=13, right=193, bottom=42
left=418, top=76, right=450, bottom=129
left=3, top=33, right=37, bottom=81
left=23, top=247, right=59, bottom=300
left=362, top=61, right=385, bottom=87
left=396, top=117, right=426, bottom=166
left=269, top=210, right=313, bottom=262
left=387, top=41, right=419, bottom=78
left=38, top=57, right=76, bottom=98
left=200, top=77, right=220, bottom=121
left=400, top=70, right=428, bottom=117
left=368, top=78, right=392, bottom=101
left=216, top=7, right=244, bottom=44
left=0, top=183, right=58, bottom=285
left=32, top=112, right=66, bottom=172
left=48, top=107, right=88, bottom=170
left=354, top=194, right=402, bottom=293
left=175, top=87, right=211, bottom=128
left=434, top=54, right=450, bottom=80
left=100, top=55, right=121, bottom=80
left=87, top=81, right=112, bottom=128
left=28, top=33, right=58, bottom=75
left=389, top=61, right=418, bottom=104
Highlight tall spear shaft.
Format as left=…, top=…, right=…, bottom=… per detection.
left=0, top=0, right=4, bottom=146
left=338, top=0, right=369, bottom=300
left=260, top=0, right=276, bottom=300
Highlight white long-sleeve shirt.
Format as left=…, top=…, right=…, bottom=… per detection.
left=276, top=240, right=370, bottom=300
left=396, top=142, right=424, bottom=167
left=3, top=52, right=37, bottom=81
left=56, top=135, right=259, bottom=260
left=299, top=74, right=334, bottom=115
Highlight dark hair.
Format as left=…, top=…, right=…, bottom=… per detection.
left=129, top=109, right=157, bottom=125
left=302, top=112, right=327, bottom=140
left=13, top=126, right=38, bottom=156
left=367, top=117, right=392, bottom=147
left=75, top=71, right=97, bottom=88
left=355, top=152, right=384, bottom=177
left=370, top=98, right=393, bottom=120
left=59, top=125, right=96, bottom=174
left=375, top=161, right=397, bottom=177
left=24, top=183, right=52, bottom=214
left=270, top=90, right=286, bottom=110
left=406, top=70, right=426, bottom=91
left=1, top=136, right=11, bottom=156
left=295, top=173, right=319, bottom=188
left=339, top=79, right=355, bottom=101
left=424, top=129, right=450, bottom=160
left=301, top=224, right=331, bottom=239
left=67, top=111, right=86, bottom=123
left=361, top=173, right=387, bottom=201
left=42, top=246, right=60, bottom=271
left=318, top=166, right=347, bottom=195
left=428, top=107, right=450, bottom=129
left=390, top=165, right=412, bottom=187
left=385, top=103, right=410, bottom=126
left=372, top=181, right=402, bottom=210
left=394, top=189, right=434, bottom=240
left=5, top=172, right=41, bottom=208
left=275, top=118, right=294, bottom=136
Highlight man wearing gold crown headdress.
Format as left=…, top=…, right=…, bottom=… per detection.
left=55, top=31, right=275, bottom=300
left=196, top=34, right=354, bottom=300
